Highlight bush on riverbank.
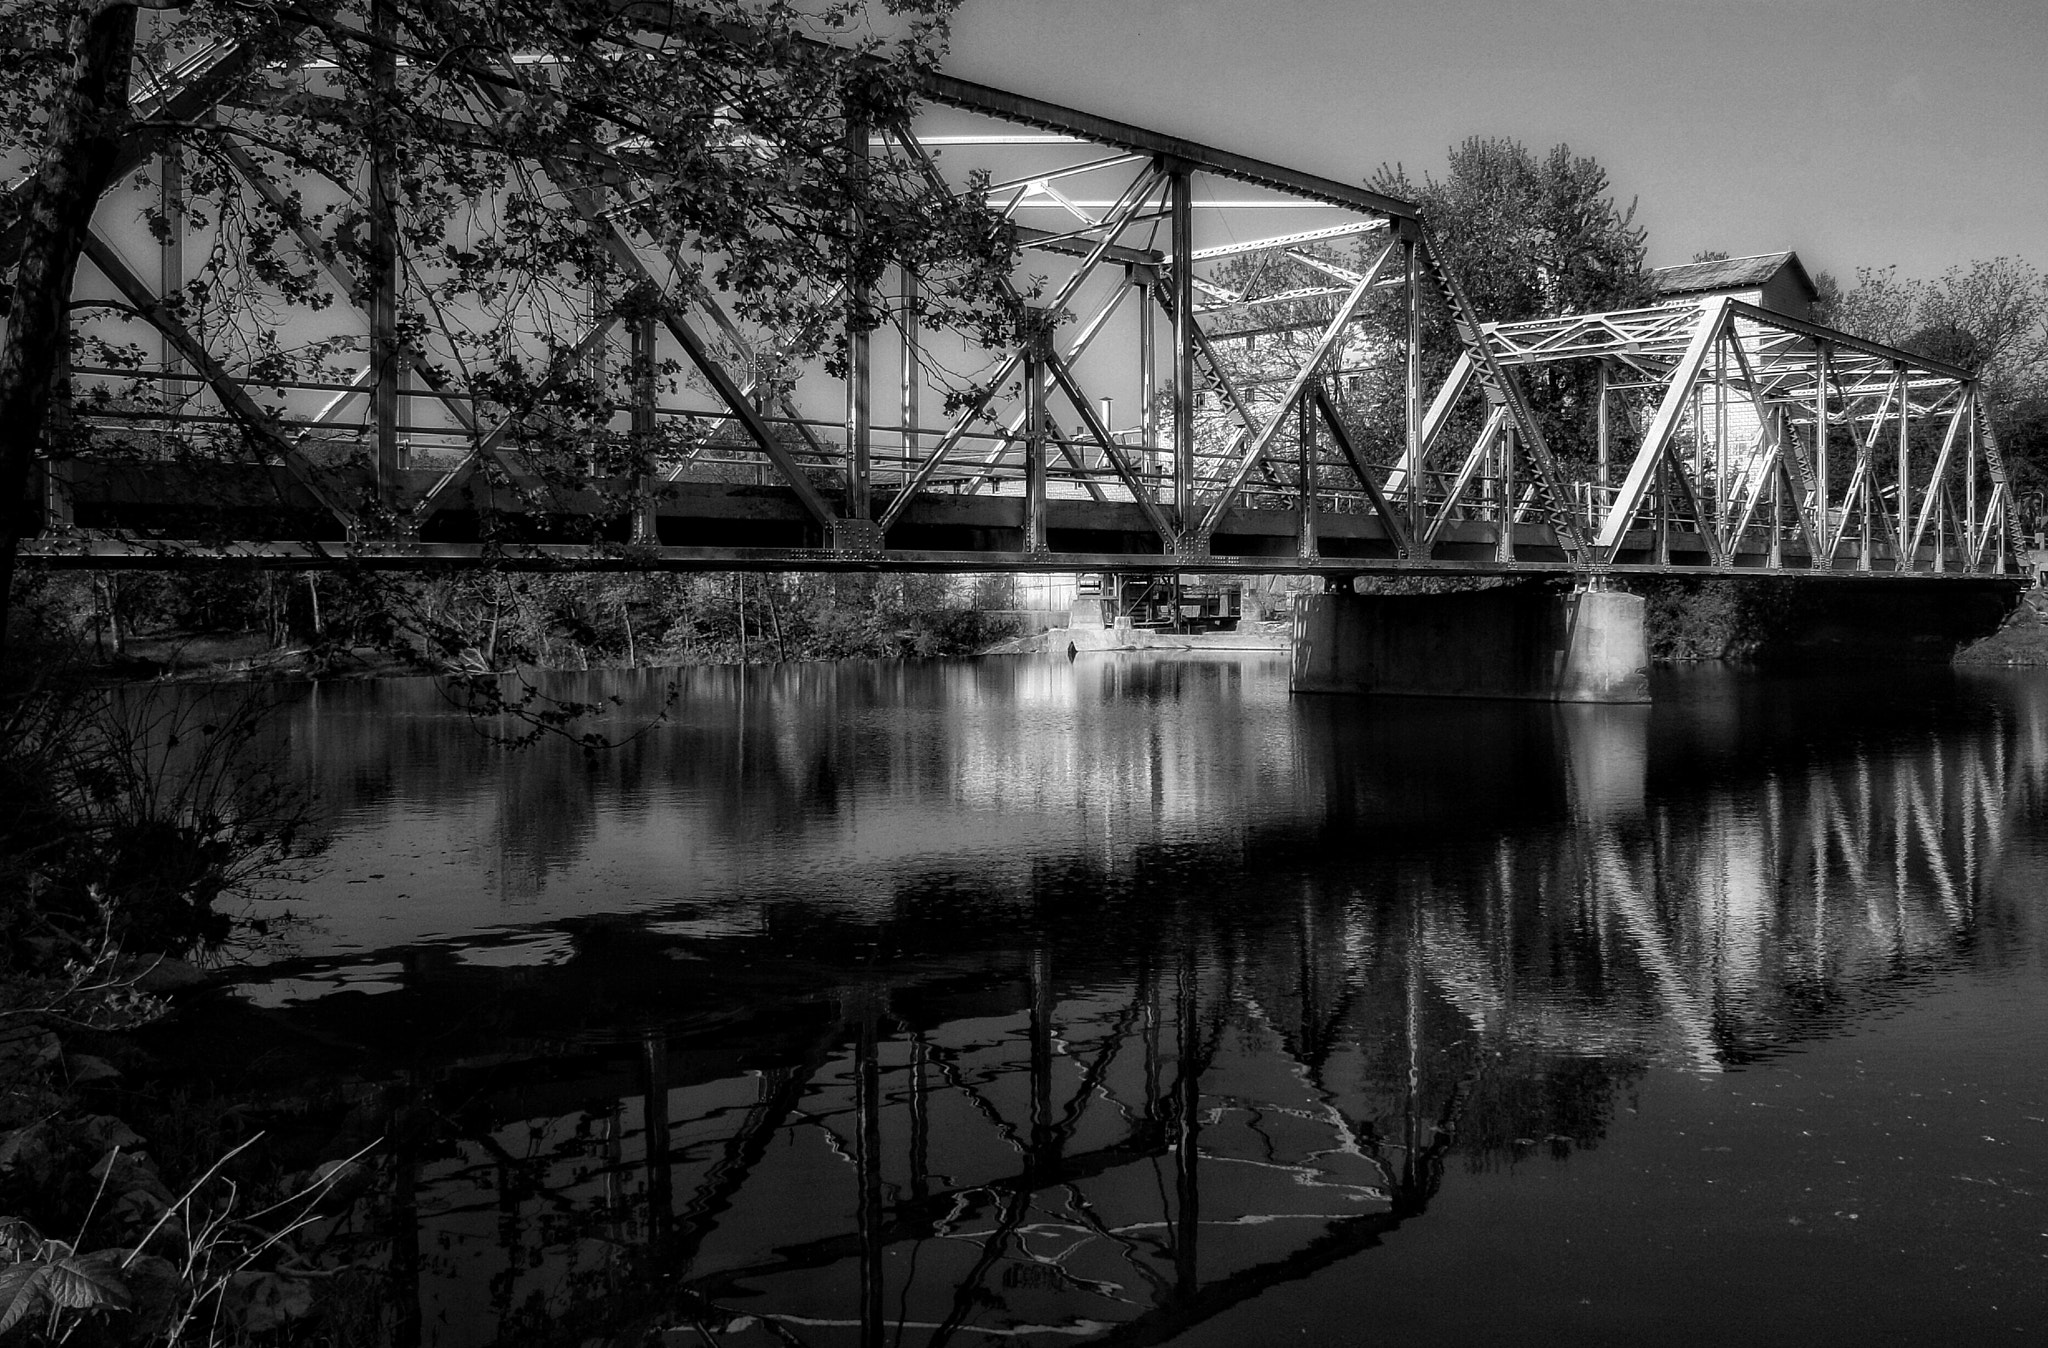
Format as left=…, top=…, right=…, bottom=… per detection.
left=0, top=607, right=360, bottom=1344
left=1638, top=575, right=2016, bottom=663
left=14, top=566, right=1021, bottom=680
left=1955, top=590, right=2048, bottom=665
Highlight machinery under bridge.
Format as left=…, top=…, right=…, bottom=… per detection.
left=8, top=27, right=2024, bottom=585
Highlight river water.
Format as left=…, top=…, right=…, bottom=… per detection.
left=178, top=656, right=2048, bottom=1345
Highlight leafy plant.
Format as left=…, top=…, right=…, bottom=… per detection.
left=0, top=1221, right=152, bottom=1342
left=0, top=1135, right=375, bottom=1346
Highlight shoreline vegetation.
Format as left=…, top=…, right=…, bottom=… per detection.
left=26, top=568, right=2040, bottom=685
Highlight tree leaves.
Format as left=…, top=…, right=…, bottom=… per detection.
left=0, top=1263, right=40, bottom=1335
left=0, top=1249, right=133, bottom=1334
left=39, top=1251, right=131, bottom=1311
left=1367, top=137, right=1651, bottom=467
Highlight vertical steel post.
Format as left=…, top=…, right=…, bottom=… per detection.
left=1934, top=490, right=1947, bottom=573
left=1965, top=387, right=1979, bottom=560
left=43, top=337, right=74, bottom=531
left=1655, top=456, right=1671, bottom=566
left=855, top=1004, right=884, bottom=1348
left=1595, top=360, right=1610, bottom=493
left=369, top=0, right=402, bottom=520
left=908, top=1030, right=930, bottom=1205
left=1896, top=363, right=1910, bottom=568
left=586, top=184, right=608, bottom=481
left=1714, top=337, right=1727, bottom=530
left=1768, top=438, right=1784, bottom=570
left=1170, top=167, right=1196, bottom=534
left=1495, top=424, right=1516, bottom=562
left=1173, top=947, right=1200, bottom=1299
left=1138, top=266, right=1158, bottom=487
left=845, top=113, right=871, bottom=520
left=1297, top=388, right=1318, bottom=560
left=158, top=147, right=184, bottom=379
left=1403, top=233, right=1423, bottom=543
left=642, top=1031, right=672, bottom=1239
left=899, top=264, right=919, bottom=488
left=631, top=317, right=657, bottom=544
left=1858, top=443, right=1873, bottom=572
left=1814, top=344, right=1830, bottom=555
left=1024, top=347, right=1048, bottom=552
left=1029, top=947, right=1054, bottom=1159
left=1690, top=377, right=1704, bottom=499
left=1403, top=898, right=1422, bottom=1198
left=1140, top=955, right=1159, bottom=1126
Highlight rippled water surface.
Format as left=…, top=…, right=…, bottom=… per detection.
left=177, top=657, right=2048, bottom=1345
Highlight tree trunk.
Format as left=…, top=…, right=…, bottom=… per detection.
left=105, top=574, right=124, bottom=653
left=736, top=573, right=748, bottom=664
left=765, top=574, right=787, bottom=662
left=0, top=2, right=141, bottom=663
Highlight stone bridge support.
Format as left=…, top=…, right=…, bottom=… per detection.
left=1291, top=582, right=1650, bottom=704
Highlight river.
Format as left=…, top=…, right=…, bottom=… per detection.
left=162, top=656, right=2048, bottom=1346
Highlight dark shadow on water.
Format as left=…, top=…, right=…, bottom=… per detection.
left=140, top=658, right=2048, bottom=1346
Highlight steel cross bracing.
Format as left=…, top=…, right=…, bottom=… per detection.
left=7, top=34, right=2018, bottom=580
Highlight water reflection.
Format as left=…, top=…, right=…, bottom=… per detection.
left=181, top=660, right=2048, bottom=1345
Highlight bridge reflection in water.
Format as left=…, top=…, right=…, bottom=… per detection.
left=225, top=663, right=2048, bottom=1347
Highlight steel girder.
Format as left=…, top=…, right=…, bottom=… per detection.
left=7, top=26, right=2019, bottom=580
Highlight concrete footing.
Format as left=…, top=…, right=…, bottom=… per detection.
left=1067, top=598, right=1107, bottom=630
left=1291, top=584, right=1651, bottom=703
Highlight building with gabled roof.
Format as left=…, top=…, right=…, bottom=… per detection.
left=1650, top=251, right=1820, bottom=321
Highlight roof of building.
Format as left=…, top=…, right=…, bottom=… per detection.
left=1650, top=250, right=1818, bottom=301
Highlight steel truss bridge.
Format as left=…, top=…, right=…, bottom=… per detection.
left=11, top=33, right=2024, bottom=582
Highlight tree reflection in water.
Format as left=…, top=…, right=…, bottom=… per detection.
left=169, top=662, right=2048, bottom=1346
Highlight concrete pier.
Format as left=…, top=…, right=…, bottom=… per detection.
left=1291, top=584, right=1651, bottom=703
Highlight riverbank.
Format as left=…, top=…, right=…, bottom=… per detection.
left=1955, top=589, right=2048, bottom=665
left=70, top=620, right=1289, bottom=681
left=52, top=590, right=2048, bottom=683
left=983, top=621, right=1292, bottom=655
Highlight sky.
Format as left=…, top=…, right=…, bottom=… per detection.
left=938, top=0, right=2048, bottom=284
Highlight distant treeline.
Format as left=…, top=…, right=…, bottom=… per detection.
left=11, top=568, right=1026, bottom=677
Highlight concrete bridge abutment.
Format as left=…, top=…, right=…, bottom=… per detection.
left=1291, top=583, right=1651, bottom=704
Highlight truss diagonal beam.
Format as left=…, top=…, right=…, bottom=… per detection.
left=1905, top=397, right=1971, bottom=562
left=879, top=154, right=1167, bottom=534
left=1593, top=300, right=1727, bottom=560
left=545, top=184, right=837, bottom=528
left=1313, top=386, right=1411, bottom=556
left=1416, top=227, right=1588, bottom=559
left=78, top=232, right=354, bottom=531
left=216, top=141, right=480, bottom=436
left=414, top=318, right=620, bottom=520
left=1046, top=354, right=1175, bottom=546
left=1384, top=351, right=1475, bottom=500
left=963, top=283, right=1128, bottom=492
left=1421, top=406, right=1509, bottom=552
left=1198, top=243, right=1394, bottom=536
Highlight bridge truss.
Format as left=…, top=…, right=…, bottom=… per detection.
left=9, top=26, right=2020, bottom=581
